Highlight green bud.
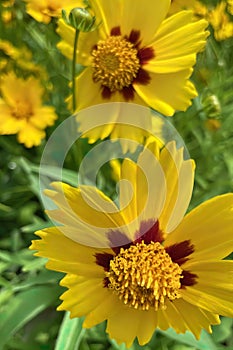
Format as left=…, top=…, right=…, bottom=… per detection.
left=68, top=7, right=96, bottom=32
left=202, top=94, right=221, bottom=119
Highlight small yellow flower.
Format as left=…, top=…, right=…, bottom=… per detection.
left=0, top=40, right=19, bottom=60
left=209, top=2, right=233, bottom=41
left=31, top=140, right=233, bottom=347
left=0, top=72, right=57, bottom=147
left=228, top=0, right=233, bottom=14
left=169, top=0, right=209, bottom=18
left=0, top=40, right=48, bottom=79
left=24, top=0, right=85, bottom=24
left=57, top=0, right=208, bottom=116
left=170, top=0, right=233, bottom=41
left=205, top=119, right=221, bottom=131
left=1, top=9, right=13, bottom=24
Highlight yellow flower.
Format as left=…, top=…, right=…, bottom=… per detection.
left=31, top=140, right=233, bottom=347
left=76, top=102, right=165, bottom=153
left=169, top=0, right=208, bottom=16
left=228, top=0, right=233, bottom=14
left=205, top=119, right=221, bottom=131
left=0, top=72, right=57, bottom=147
left=57, top=0, right=208, bottom=116
left=24, top=0, right=85, bottom=24
left=0, top=40, right=48, bottom=79
left=1, top=9, right=13, bottom=24
left=208, top=2, right=233, bottom=41
left=0, top=40, right=19, bottom=60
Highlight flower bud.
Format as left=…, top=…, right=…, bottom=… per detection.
left=63, top=7, right=96, bottom=32
left=202, top=94, right=221, bottom=118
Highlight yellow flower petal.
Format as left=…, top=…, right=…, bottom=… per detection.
left=135, top=309, right=158, bottom=345
left=30, top=106, right=57, bottom=128
left=120, top=0, right=170, bottom=46
left=84, top=293, right=122, bottom=328
left=1, top=73, right=43, bottom=108
left=165, top=299, right=220, bottom=338
left=17, top=123, right=45, bottom=147
left=31, top=227, right=107, bottom=277
left=106, top=307, right=140, bottom=348
left=91, top=0, right=122, bottom=37
left=119, top=159, right=147, bottom=229
left=0, top=103, right=25, bottom=134
left=182, top=285, right=233, bottom=318
left=159, top=143, right=195, bottom=233
left=165, top=194, right=233, bottom=260
left=136, top=144, right=167, bottom=223
left=134, top=69, right=197, bottom=116
left=47, top=182, right=124, bottom=227
left=146, top=12, right=208, bottom=73
left=58, top=275, right=107, bottom=318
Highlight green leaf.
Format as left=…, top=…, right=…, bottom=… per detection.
left=158, top=328, right=218, bottom=350
left=55, top=312, right=85, bottom=350
left=21, top=158, right=79, bottom=187
left=0, top=285, right=61, bottom=348
left=212, top=317, right=233, bottom=343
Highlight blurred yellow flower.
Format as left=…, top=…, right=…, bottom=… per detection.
left=205, top=119, right=221, bottom=131
left=208, top=2, right=233, bottom=41
left=0, top=40, right=19, bottom=60
left=1, top=9, right=13, bottom=23
left=24, top=0, right=85, bottom=23
left=169, top=0, right=233, bottom=41
left=31, top=140, right=233, bottom=347
left=0, top=72, right=57, bottom=147
left=57, top=0, right=208, bottom=116
left=169, top=0, right=208, bottom=16
left=228, top=0, right=233, bottom=14
left=0, top=40, right=48, bottom=79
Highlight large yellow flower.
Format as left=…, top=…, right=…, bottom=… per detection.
left=31, top=140, right=233, bottom=347
left=57, top=0, right=209, bottom=116
left=0, top=72, right=57, bottom=147
left=24, top=0, right=85, bottom=23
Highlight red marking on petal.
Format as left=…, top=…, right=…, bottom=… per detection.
left=128, top=29, right=141, bottom=45
left=121, top=85, right=135, bottom=101
left=134, top=68, right=151, bottom=85
left=95, top=252, right=114, bottom=271
left=165, top=240, right=195, bottom=266
left=181, top=270, right=197, bottom=287
left=107, top=230, right=132, bottom=255
left=138, top=47, right=155, bottom=65
left=134, top=220, right=164, bottom=245
left=103, top=276, right=110, bottom=288
left=111, top=26, right=121, bottom=36
left=101, top=86, right=112, bottom=99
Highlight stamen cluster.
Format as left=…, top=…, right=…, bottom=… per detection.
left=106, top=241, right=183, bottom=310
left=92, top=35, right=140, bottom=91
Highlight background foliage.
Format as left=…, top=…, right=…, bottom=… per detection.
left=0, top=0, right=232, bottom=349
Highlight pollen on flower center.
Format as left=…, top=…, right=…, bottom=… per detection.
left=106, top=241, right=183, bottom=311
left=92, top=35, right=140, bottom=92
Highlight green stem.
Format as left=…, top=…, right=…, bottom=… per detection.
left=72, top=29, right=80, bottom=112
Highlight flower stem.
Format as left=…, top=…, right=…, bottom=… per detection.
left=72, top=29, right=80, bottom=112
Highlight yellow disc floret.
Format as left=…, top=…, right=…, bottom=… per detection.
left=106, top=241, right=183, bottom=310
left=92, top=36, right=140, bottom=92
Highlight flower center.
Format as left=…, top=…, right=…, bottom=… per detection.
left=106, top=241, right=183, bottom=310
left=92, top=35, right=140, bottom=92
left=11, top=101, right=33, bottom=120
